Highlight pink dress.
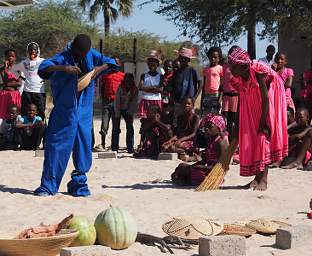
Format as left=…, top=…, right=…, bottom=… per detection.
left=238, top=61, right=288, bottom=176
left=203, top=65, right=223, bottom=95
left=0, top=68, right=21, bottom=119
left=222, top=64, right=239, bottom=113
left=277, top=67, right=295, bottom=111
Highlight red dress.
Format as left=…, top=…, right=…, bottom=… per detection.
left=237, top=61, right=288, bottom=176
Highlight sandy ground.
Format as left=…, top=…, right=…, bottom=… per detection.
left=0, top=117, right=312, bottom=256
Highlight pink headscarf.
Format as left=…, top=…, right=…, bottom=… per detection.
left=228, top=47, right=251, bottom=66
left=200, top=113, right=226, bottom=132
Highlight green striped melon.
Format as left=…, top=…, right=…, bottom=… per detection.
left=94, top=206, right=137, bottom=249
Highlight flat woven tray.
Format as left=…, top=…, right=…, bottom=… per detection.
left=246, top=219, right=291, bottom=235
left=0, top=230, right=78, bottom=256
left=221, top=224, right=256, bottom=237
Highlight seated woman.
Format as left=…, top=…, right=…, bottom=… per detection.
left=281, top=108, right=312, bottom=169
left=162, top=97, right=200, bottom=162
left=171, top=114, right=228, bottom=186
left=133, top=105, right=172, bottom=160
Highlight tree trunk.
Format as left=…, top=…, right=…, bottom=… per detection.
left=247, top=1, right=257, bottom=59
left=104, top=0, right=110, bottom=36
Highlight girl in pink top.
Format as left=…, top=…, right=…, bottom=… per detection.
left=272, top=52, right=295, bottom=111
left=228, top=47, right=288, bottom=191
left=202, top=47, right=223, bottom=114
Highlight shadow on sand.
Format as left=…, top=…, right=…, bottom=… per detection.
left=0, top=184, right=34, bottom=195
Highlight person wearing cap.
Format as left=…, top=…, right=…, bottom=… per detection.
left=137, top=50, right=164, bottom=118
left=19, top=42, right=46, bottom=121
left=169, top=47, right=202, bottom=127
left=34, top=34, right=119, bottom=197
left=258, top=45, right=276, bottom=67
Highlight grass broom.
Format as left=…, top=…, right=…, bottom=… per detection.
left=195, top=138, right=238, bottom=191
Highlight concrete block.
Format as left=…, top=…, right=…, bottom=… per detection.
left=98, top=152, right=117, bottom=159
left=60, top=245, right=111, bottom=256
left=199, top=235, right=246, bottom=256
left=35, top=150, right=44, bottom=157
left=276, top=224, right=312, bottom=249
left=158, top=153, right=178, bottom=160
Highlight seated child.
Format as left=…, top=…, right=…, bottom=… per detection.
left=162, top=97, right=200, bottom=161
left=16, top=104, right=44, bottom=150
left=133, top=105, right=172, bottom=160
left=112, top=73, right=138, bottom=153
left=281, top=108, right=312, bottom=169
left=171, top=113, right=228, bottom=186
left=0, top=105, right=22, bottom=150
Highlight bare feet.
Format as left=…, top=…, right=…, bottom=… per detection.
left=243, top=179, right=258, bottom=189
left=281, top=161, right=303, bottom=170
left=254, top=168, right=268, bottom=191
left=268, top=161, right=281, bottom=169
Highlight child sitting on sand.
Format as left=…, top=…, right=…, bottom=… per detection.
left=0, top=105, right=23, bottom=150
left=171, top=113, right=228, bottom=186
left=134, top=105, right=172, bottom=160
left=16, top=104, right=44, bottom=150
left=281, top=108, right=312, bottom=169
left=162, top=97, right=200, bottom=162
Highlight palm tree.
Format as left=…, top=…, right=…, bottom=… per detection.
left=79, top=0, right=133, bottom=36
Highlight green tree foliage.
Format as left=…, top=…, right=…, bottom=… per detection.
left=102, top=30, right=181, bottom=62
left=79, top=0, right=134, bottom=35
left=0, top=0, right=99, bottom=58
left=140, top=0, right=312, bottom=59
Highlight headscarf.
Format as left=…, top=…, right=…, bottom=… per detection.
left=228, top=47, right=251, bottom=66
left=200, top=113, right=226, bottom=132
left=26, top=42, right=40, bottom=58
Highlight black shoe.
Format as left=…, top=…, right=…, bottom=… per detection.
left=127, top=148, right=134, bottom=154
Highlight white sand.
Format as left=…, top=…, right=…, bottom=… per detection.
left=0, top=118, right=312, bottom=256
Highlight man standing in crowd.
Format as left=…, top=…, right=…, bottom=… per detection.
left=170, top=47, right=202, bottom=126
left=94, top=57, right=124, bottom=151
left=258, top=44, right=276, bottom=67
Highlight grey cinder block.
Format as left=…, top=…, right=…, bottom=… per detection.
left=35, top=150, right=44, bottom=157
left=276, top=224, right=312, bottom=249
left=98, top=152, right=117, bottom=159
left=60, top=245, right=111, bottom=256
left=158, top=153, right=178, bottom=160
left=199, top=235, right=246, bottom=256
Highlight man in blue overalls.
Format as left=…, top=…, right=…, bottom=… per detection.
left=34, top=34, right=118, bottom=197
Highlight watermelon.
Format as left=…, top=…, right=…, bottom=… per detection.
left=68, top=216, right=96, bottom=246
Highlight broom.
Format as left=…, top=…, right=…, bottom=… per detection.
left=195, top=138, right=238, bottom=191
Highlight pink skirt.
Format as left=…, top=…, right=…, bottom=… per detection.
left=137, top=99, right=162, bottom=118
left=222, top=95, right=238, bottom=112
left=0, top=90, right=21, bottom=119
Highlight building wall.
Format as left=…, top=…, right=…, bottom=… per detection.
left=278, top=32, right=311, bottom=95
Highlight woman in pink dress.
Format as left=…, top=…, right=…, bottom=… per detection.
left=0, top=49, right=23, bottom=120
left=228, top=47, right=288, bottom=191
left=272, top=52, right=295, bottom=111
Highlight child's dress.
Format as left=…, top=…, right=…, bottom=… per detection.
left=0, top=67, right=22, bottom=119
left=237, top=61, right=288, bottom=176
left=222, top=64, right=239, bottom=113
left=137, top=72, right=162, bottom=118
left=277, top=67, right=295, bottom=111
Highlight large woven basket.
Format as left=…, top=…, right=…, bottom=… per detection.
left=162, top=217, right=224, bottom=240
left=0, top=230, right=78, bottom=256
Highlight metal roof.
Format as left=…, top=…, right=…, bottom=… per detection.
left=0, top=0, right=37, bottom=8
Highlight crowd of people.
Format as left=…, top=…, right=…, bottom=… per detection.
left=0, top=35, right=311, bottom=196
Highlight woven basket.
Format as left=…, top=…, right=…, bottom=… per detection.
left=162, top=217, right=224, bottom=240
left=0, top=230, right=78, bottom=256
left=246, top=219, right=291, bottom=235
left=221, top=224, right=256, bottom=237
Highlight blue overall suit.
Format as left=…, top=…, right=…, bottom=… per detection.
left=34, top=46, right=118, bottom=196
